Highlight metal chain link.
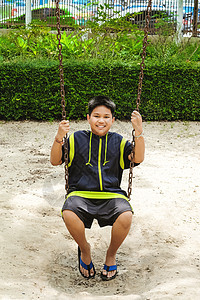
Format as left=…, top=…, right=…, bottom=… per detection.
left=127, top=0, right=152, bottom=200
left=55, top=0, right=69, bottom=195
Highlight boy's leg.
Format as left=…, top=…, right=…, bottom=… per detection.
left=102, top=211, right=132, bottom=278
left=62, top=210, right=95, bottom=278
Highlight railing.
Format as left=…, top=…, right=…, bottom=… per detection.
left=0, top=0, right=199, bottom=35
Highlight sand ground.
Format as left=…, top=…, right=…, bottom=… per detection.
left=0, top=120, right=200, bottom=300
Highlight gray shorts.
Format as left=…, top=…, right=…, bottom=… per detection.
left=62, top=195, right=133, bottom=228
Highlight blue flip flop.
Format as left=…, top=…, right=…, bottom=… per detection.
left=100, top=264, right=118, bottom=281
left=78, top=246, right=96, bottom=279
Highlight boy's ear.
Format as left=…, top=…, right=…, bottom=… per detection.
left=87, top=114, right=90, bottom=122
left=112, top=117, right=115, bottom=123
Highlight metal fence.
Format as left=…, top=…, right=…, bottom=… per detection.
left=0, top=0, right=199, bottom=35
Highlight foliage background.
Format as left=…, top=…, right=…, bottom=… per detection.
left=0, top=18, right=200, bottom=121
left=0, top=59, right=199, bottom=121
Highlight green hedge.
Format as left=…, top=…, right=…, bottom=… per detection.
left=0, top=59, right=199, bottom=121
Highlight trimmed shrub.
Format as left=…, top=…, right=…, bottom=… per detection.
left=0, top=59, right=199, bottom=121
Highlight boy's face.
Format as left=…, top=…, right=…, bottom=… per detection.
left=87, top=105, right=115, bottom=136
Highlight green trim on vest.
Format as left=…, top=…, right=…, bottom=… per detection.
left=120, top=137, right=126, bottom=169
left=103, top=133, right=109, bottom=166
left=86, top=131, right=93, bottom=167
left=66, top=191, right=129, bottom=201
left=98, top=138, right=103, bottom=190
left=68, top=133, right=75, bottom=167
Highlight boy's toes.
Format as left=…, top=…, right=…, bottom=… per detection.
left=80, top=265, right=88, bottom=277
left=107, top=270, right=117, bottom=279
left=101, top=264, right=117, bottom=281
left=80, top=264, right=95, bottom=278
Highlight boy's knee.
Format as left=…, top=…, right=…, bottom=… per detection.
left=117, top=211, right=132, bottom=229
left=62, top=210, right=78, bottom=225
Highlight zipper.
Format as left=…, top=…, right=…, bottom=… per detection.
left=98, top=137, right=103, bottom=190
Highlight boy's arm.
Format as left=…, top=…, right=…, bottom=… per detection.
left=50, top=120, right=70, bottom=166
left=128, top=110, right=145, bottom=163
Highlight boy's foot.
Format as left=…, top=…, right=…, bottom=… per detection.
left=101, top=264, right=117, bottom=281
left=78, top=246, right=96, bottom=279
left=101, top=255, right=117, bottom=281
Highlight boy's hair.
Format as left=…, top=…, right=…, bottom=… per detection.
left=88, top=96, right=116, bottom=116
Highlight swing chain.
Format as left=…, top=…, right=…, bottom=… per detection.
left=55, top=0, right=66, bottom=120
left=127, top=0, right=152, bottom=200
left=55, top=0, right=69, bottom=194
left=127, top=130, right=135, bottom=198
left=136, top=0, right=152, bottom=110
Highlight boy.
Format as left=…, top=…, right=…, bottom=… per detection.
left=50, top=96, right=145, bottom=280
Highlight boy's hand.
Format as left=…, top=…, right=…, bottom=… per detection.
left=55, top=120, right=70, bottom=141
left=131, top=111, right=143, bottom=135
